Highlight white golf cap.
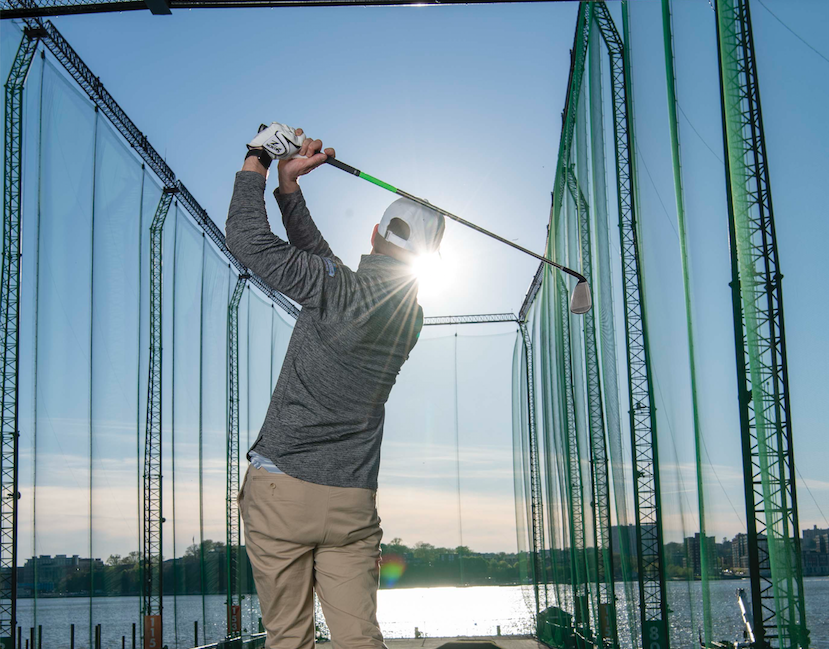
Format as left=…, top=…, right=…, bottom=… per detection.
left=379, top=198, right=446, bottom=256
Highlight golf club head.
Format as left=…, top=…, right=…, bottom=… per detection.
left=570, top=280, right=592, bottom=314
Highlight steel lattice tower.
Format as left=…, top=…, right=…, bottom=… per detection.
left=518, top=322, right=548, bottom=620
left=715, top=0, right=809, bottom=646
left=567, top=169, right=618, bottom=649
left=593, top=4, right=670, bottom=647
left=226, top=274, right=247, bottom=638
left=141, top=189, right=174, bottom=646
left=1, top=28, right=40, bottom=649
left=555, top=272, right=593, bottom=643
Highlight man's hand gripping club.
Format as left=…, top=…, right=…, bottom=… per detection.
left=244, top=122, right=335, bottom=194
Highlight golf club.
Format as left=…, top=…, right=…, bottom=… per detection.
left=323, top=156, right=592, bottom=314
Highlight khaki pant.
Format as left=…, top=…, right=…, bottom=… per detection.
left=239, top=464, right=386, bottom=649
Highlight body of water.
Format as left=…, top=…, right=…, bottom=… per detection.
left=15, top=578, right=827, bottom=649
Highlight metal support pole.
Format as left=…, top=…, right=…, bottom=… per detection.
left=593, top=4, right=670, bottom=647
left=518, top=322, right=547, bottom=622
left=566, top=169, right=618, bottom=648
left=555, top=272, right=593, bottom=643
left=1, top=29, right=40, bottom=648
left=142, top=188, right=176, bottom=645
left=226, top=273, right=247, bottom=639
left=715, top=1, right=809, bottom=646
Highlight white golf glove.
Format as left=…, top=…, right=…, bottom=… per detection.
left=247, top=122, right=306, bottom=161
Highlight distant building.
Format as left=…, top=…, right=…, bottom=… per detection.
left=802, top=550, right=829, bottom=576
left=802, top=525, right=828, bottom=553
left=684, top=533, right=715, bottom=577
left=732, top=533, right=750, bottom=572
left=802, top=525, right=829, bottom=576
left=18, top=554, right=105, bottom=597
left=610, top=524, right=638, bottom=556
left=717, top=537, right=733, bottom=571
left=664, top=541, right=685, bottom=570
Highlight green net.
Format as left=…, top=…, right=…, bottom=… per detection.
left=508, top=1, right=820, bottom=647
left=716, top=1, right=810, bottom=645
left=1, top=2, right=825, bottom=646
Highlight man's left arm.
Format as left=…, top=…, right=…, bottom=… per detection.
left=225, top=156, right=346, bottom=309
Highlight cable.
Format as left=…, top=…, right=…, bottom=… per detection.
left=677, top=104, right=724, bottom=164
left=795, top=466, right=829, bottom=527
left=700, top=436, right=745, bottom=527
left=754, top=0, right=829, bottom=65
left=634, top=143, right=680, bottom=241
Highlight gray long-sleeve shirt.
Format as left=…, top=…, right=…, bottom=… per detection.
left=226, top=171, right=422, bottom=490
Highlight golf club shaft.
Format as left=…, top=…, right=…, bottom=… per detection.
left=324, top=157, right=587, bottom=284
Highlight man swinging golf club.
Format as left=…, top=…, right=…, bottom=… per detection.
left=226, top=123, right=445, bottom=649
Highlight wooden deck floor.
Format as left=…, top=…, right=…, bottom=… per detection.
left=387, top=635, right=545, bottom=649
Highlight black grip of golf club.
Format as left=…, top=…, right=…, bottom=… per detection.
left=324, top=157, right=360, bottom=176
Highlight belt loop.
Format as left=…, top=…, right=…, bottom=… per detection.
left=238, top=464, right=251, bottom=505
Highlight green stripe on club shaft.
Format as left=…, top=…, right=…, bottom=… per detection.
left=325, top=157, right=587, bottom=285
left=358, top=172, right=398, bottom=194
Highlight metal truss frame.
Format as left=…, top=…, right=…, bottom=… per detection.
left=566, top=167, right=617, bottom=648
left=13, top=16, right=299, bottom=320
left=715, top=0, right=808, bottom=646
left=592, top=3, right=669, bottom=647
left=0, top=5, right=677, bottom=648
left=519, top=321, right=547, bottom=620
left=555, top=272, right=593, bottom=645
left=142, top=189, right=175, bottom=633
left=0, top=14, right=298, bottom=647
left=423, top=313, right=516, bottom=326
left=0, top=28, right=40, bottom=648
left=226, top=273, right=247, bottom=639
left=0, top=0, right=574, bottom=20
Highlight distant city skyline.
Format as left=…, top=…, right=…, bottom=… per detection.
left=2, top=0, right=826, bottom=568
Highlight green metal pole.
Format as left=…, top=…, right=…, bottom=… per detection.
left=1, top=29, right=40, bottom=649
left=660, top=2, right=713, bottom=645
left=592, top=3, right=670, bottom=646
left=715, top=1, right=809, bottom=645
left=567, top=169, right=618, bottom=649
left=226, top=273, right=247, bottom=639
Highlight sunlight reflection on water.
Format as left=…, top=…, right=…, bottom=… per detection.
left=15, top=579, right=828, bottom=649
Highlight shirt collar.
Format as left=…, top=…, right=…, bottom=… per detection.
left=358, top=254, right=418, bottom=284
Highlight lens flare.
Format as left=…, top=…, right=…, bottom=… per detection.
left=412, top=252, right=454, bottom=298
left=379, top=553, right=407, bottom=587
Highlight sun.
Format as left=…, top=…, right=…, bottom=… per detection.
left=412, top=251, right=455, bottom=298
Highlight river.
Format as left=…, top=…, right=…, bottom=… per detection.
left=15, top=578, right=827, bottom=648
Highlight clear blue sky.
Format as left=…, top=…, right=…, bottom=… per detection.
left=2, top=0, right=826, bottom=560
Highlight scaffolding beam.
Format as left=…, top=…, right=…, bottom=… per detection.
left=423, top=313, right=516, bottom=326
left=519, top=322, right=547, bottom=623
left=593, top=4, right=670, bottom=647
left=226, top=274, right=247, bottom=639
left=566, top=168, right=618, bottom=648
left=17, top=17, right=298, bottom=321
left=141, top=188, right=175, bottom=647
left=1, top=29, right=40, bottom=648
left=715, top=1, right=809, bottom=646
left=0, top=0, right=574, bottom=19
left=555, top=272, right=593, bottom=643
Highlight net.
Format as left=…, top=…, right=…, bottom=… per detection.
left=1, top=2, right=825, bottom=646
left=510, top=1, right=821, bottom=647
